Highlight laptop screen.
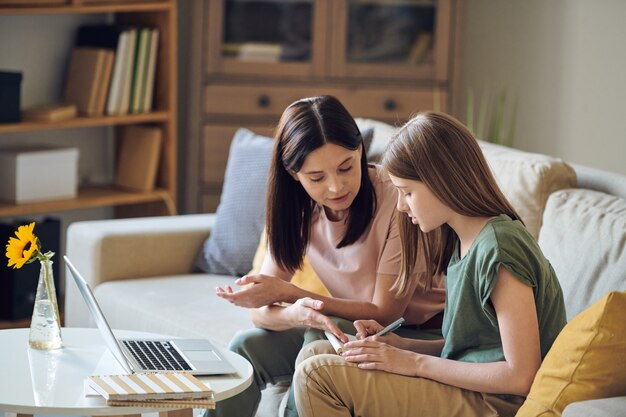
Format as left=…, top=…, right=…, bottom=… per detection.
left=64, top=256, right=134, bottom=373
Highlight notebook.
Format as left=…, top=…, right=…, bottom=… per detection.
left=87, top=371, right=213, bottom=401
left=324, top=332, right=357, bottom=355
left=85, top=371, right=216, bottom=408
left=65, top=256, right=236, bottom=375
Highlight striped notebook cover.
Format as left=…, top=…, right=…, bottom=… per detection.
left=88, top=372, right=213, bottom=401
left=107, top=398, right=215, bottom=409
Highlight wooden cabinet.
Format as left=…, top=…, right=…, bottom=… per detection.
left=187, top=0, right=459, bottom=213
left=0, top=0, right=177, bottom=218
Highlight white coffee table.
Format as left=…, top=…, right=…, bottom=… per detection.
left=0, top=328, right=253, bottom=416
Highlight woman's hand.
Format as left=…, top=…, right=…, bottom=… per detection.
left=287, top=298, right=348, bottom=343
left=342, top=339, right=419, bottom=377
left=215, top=274, right=292, bottom=308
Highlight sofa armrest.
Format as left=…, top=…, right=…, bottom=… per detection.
left=64, top=213, right=215, bottom=327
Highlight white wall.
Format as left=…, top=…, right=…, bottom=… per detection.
left=455, top=0, right=626, bottom=175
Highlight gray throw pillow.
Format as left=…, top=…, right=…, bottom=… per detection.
left=196, top=128, right=274, bottom=276
left=361, top=127, right=374, bottom=155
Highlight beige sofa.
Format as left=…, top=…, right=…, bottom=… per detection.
left=65, top=138, right=626, bottom=416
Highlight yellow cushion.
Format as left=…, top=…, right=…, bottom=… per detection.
left=515, top=291, right=626, bottom=417
left=250, top=230, right=330, bottom=297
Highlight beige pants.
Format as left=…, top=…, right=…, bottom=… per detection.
left=293, top=341, right=524, bottom=417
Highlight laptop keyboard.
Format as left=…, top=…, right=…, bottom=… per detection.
left=122, top=340, right=192, bottom=371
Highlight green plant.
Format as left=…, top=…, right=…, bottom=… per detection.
left=466, top=87, right=518, bottom=146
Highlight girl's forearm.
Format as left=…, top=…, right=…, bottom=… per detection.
left=416, top=355, right=535, bottom=396
left=400, top=337, right=445, bottom=356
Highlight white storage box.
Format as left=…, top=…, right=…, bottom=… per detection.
left=0, top=146, right=79, bottom=203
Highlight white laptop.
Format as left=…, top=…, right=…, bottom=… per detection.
left=64, top=256, right=236, bottom=375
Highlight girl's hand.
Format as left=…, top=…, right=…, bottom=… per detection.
left=287, top=298, right=348, bottom=343
left=354, top=319, right=407, bottom=349
left=215, top=274, right=290, bottom=308
left=342, top=339, right=419, bottom=377
left=354, top=319, right=384, bottom=339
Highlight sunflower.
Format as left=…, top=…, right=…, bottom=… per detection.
left=5, top=222, right=40, bottom=269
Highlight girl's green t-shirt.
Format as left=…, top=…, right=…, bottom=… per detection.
left=441, top=214, right=566, bottom=363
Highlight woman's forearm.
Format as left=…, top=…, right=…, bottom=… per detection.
left=275, top=285, right=400, bottom=324
left=316, top=296, right=403, bottom=325
left=249, top=304, right=295, bottom=330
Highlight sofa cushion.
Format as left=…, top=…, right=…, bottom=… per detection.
left=538, top=189, right=626, bottom=319
left=479, top=141, right=577, bottom=239
left=93, top=274, right=253, bottom=349
left=562, top=397, right=626, bottom=417
left=515, top=291, right=626, bottom=417
left=197, top=128, right=274, bottom=276
left=355, top=117, right=398, bottom=161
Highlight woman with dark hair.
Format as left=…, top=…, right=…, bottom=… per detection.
left=293, top=111, right=566, bottom=417
left=215, top=96, right=445, bottom=417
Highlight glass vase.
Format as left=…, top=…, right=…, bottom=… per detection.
left=28, top=259, right=63, bottom=350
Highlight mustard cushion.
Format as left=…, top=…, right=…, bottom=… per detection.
left=250, top=230, right=330, bottom=297
left=515, top=291, right=626, bottom=417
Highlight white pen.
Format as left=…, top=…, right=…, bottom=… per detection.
left=375, top=317, right=405, bottom=336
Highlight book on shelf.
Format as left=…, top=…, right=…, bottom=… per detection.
left=64, top=47, right=114, bottom=116
left=73, top=24, right=158, bottom=115
left=22, top=103, right=77, bottom=123
left=118, top=28, right=138, bottom=115
left=96, top=50, right=115, bottom=115
left=115, top=125, right=162, bottom=192
left=85, top=371, right=215, bottom=408
left=141, top=28, right=159, bottom=113
left=238, top=42, right=282, bottom=62
left=75, top=24, right=132, bottom=116
left=129, top=27, right=151, bottom=114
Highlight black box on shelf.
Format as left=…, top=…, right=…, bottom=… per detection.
left=0, top=218, right=61, bottom=320
left=0, top=70, right=23, bottom=124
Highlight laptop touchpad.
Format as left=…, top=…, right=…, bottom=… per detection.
left=185, top=350, right=220, bottom=362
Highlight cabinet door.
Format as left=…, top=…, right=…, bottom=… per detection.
left=330, top=0, right=455, bottom=82
left=206, top=0, right=330, bottom=79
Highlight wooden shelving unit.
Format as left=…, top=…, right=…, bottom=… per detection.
left=0, top=0, right=178, bottom=219
left=0, top=0, right=177, bottom=329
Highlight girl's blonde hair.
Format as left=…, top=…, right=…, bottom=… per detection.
left=381, top=112, right=522, bottom=296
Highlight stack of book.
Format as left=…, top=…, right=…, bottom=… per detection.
left=65, top=24, right=159, bottom=117
left=85, top=371, right=215, bottom=409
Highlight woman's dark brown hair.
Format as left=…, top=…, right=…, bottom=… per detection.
left=267, top=95, right=375, bottom=273
left=381, top=111, right=522, bottom=296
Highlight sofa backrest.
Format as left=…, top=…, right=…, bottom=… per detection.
left=478, top=141, right=577, bottom=239
left=573, top=163, right=626, bottom=200
left=538, top=189, right=626, bottom=320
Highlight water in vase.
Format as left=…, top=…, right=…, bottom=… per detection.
left=29, top=299, right=62, bottom=350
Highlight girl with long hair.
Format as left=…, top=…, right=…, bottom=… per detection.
left=214, top=97, right=444, bottom=417
left=293, top=111, right=566, bottom=417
